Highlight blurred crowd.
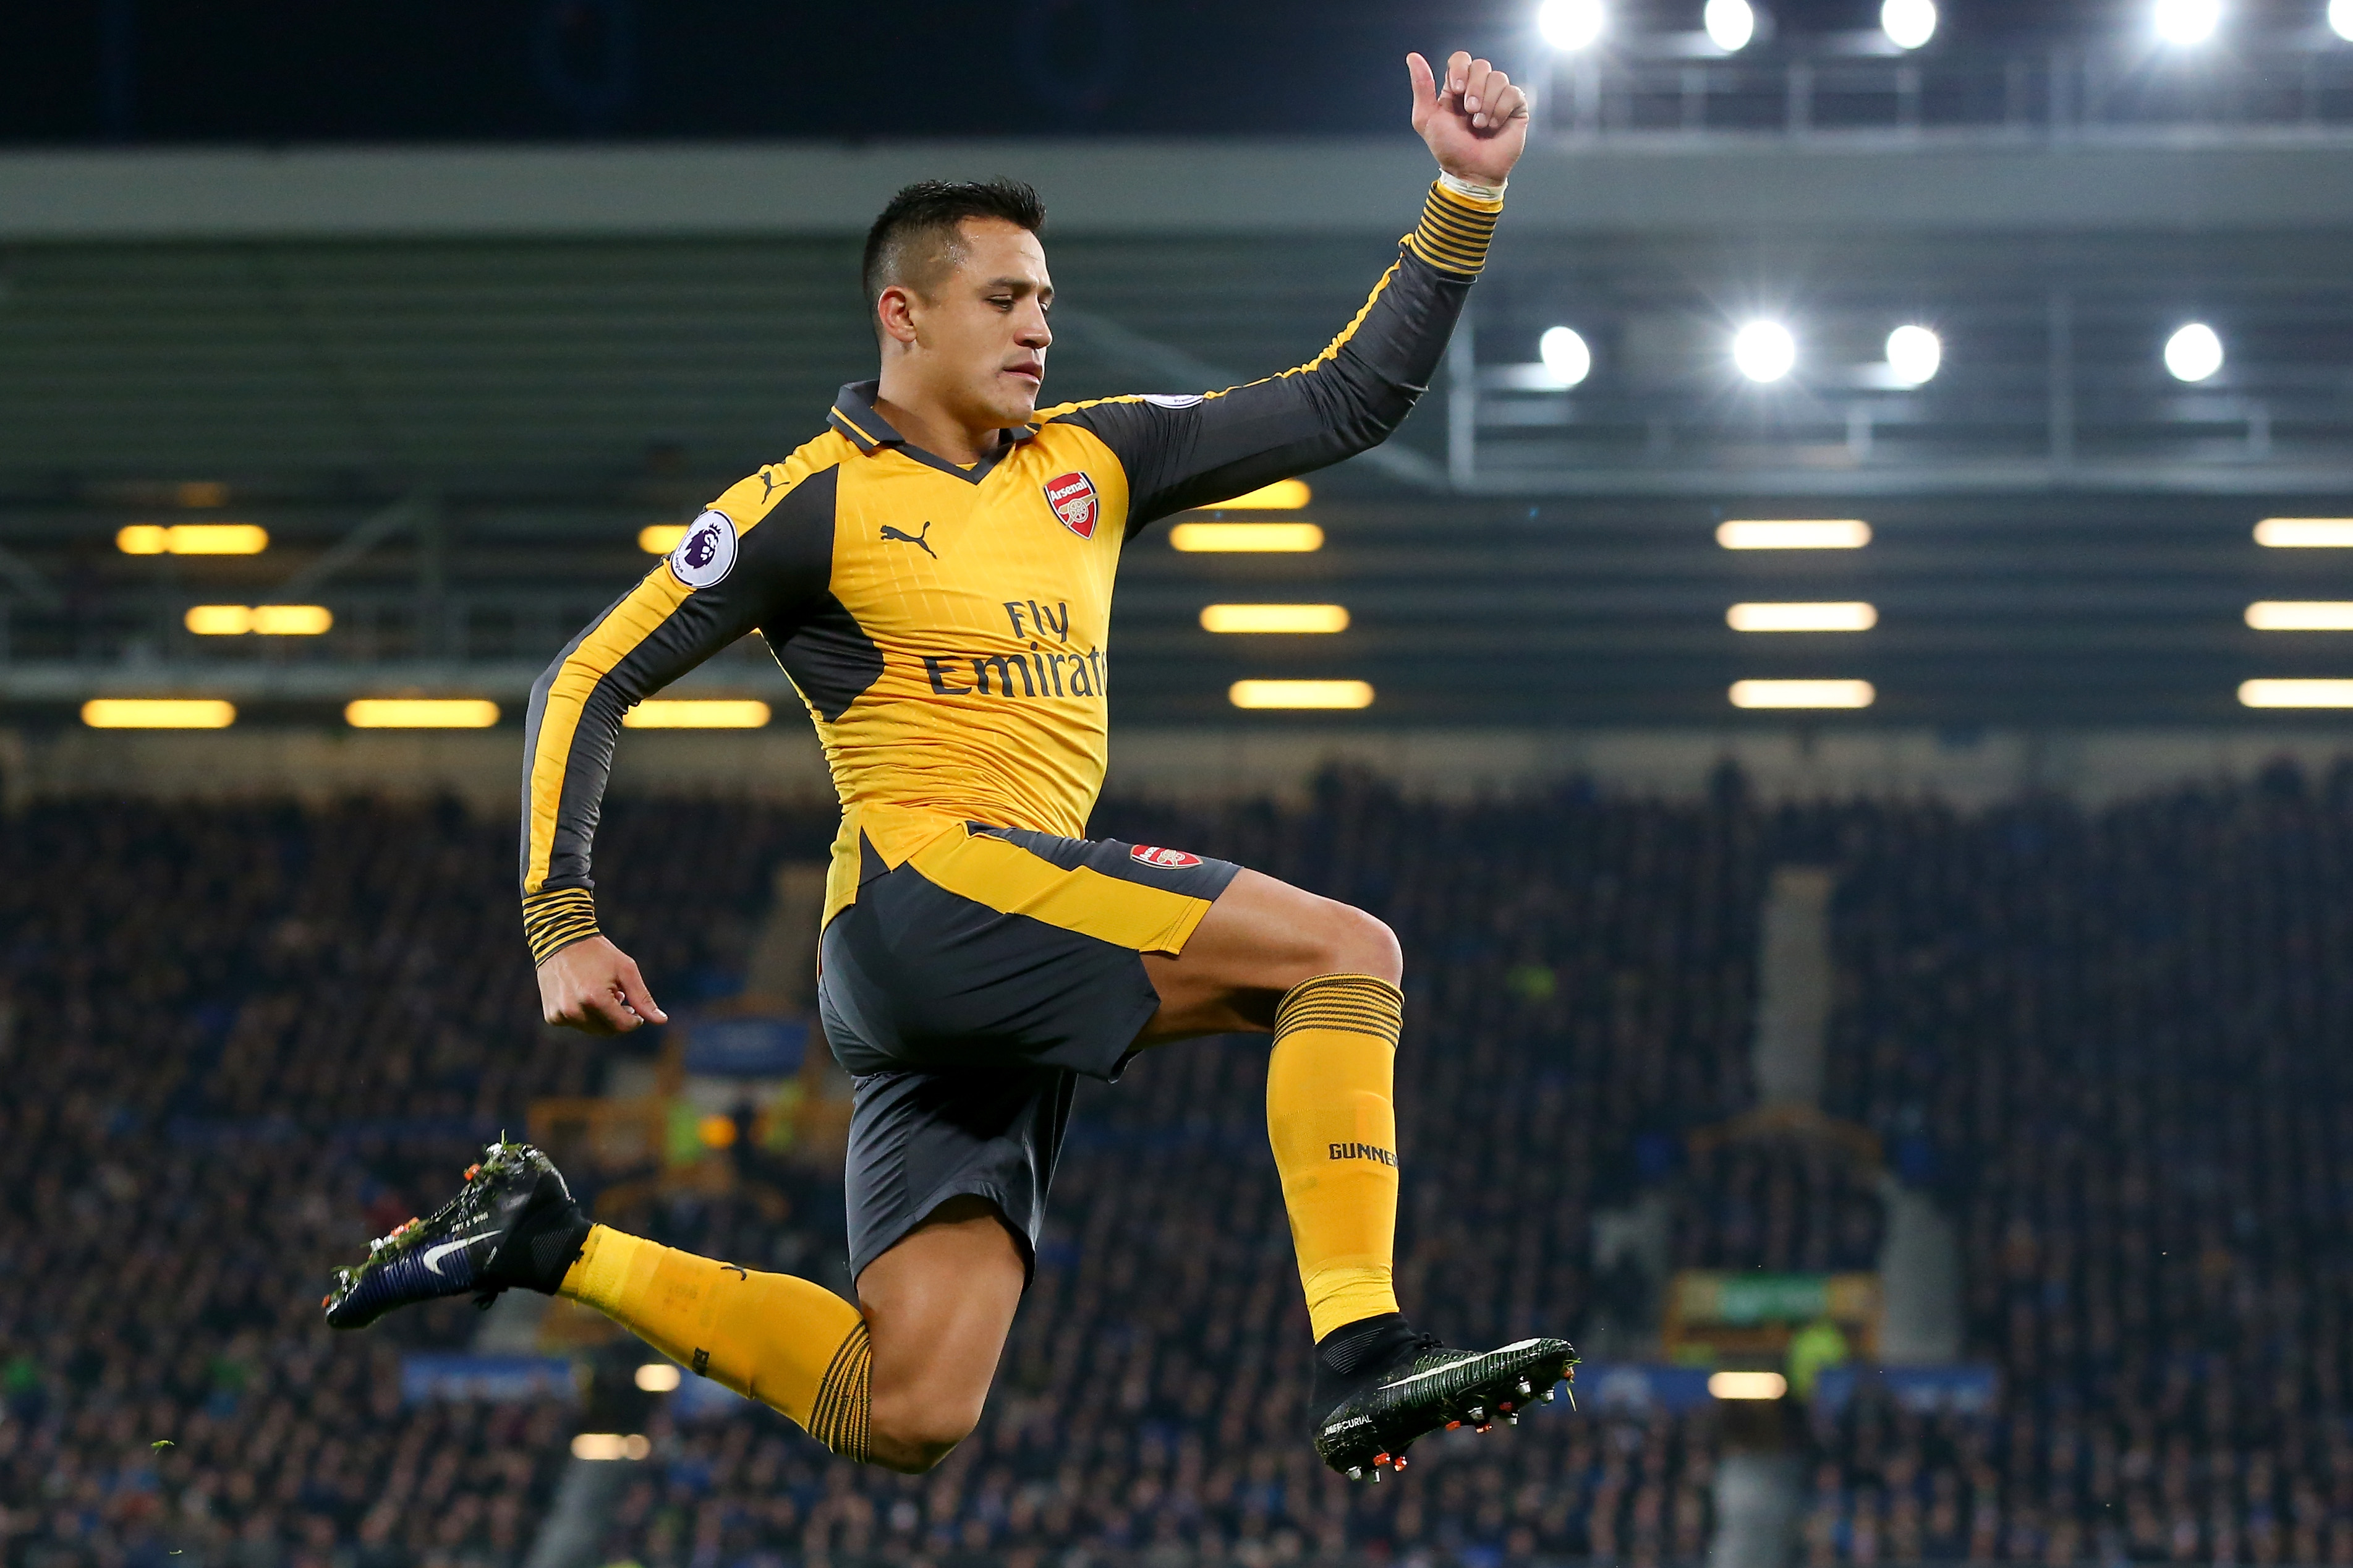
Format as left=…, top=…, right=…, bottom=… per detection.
left=1670, top=1138, right=1885, bottom=1274
left=0, top=796, right=803, bottom=1568
left=11, top=764, right=2353, bottom=1567
left=1813, top=763, right=2353, bottom=1564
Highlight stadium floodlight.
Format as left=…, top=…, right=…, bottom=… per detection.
left=117, top=522, right=269, bottom=556
left=1215, top=479, right=1311, bottom=509
left=2256, top=518, right=2353, bottom=547
left=1728, top=678, right=1876, bottom=709
left=640, top=524, right=688, bottom=554
left=2164, top=322, right=2224, bottom=383
left=634, top=1363, right=683, bottom=1393
left=1717, top=519, right=1873, bottom=549
left=2247, top=602, right=2353, bottom=630
left=2240, top=679, right=2353, bottom=708
left=1538, top=0, right=1606, bottom=50
left=1881, top=0, right=1937, bottom=48
left=1727, top=602, right=1879, bottom=633
left=1539, top=326, right=1593, bottom=387
left=82, top=698, right=236, bottom=729
left=1228, top=680, right=1376, bottom=710
left=1708, top=1371, right=1790, bottom=1400
left=1200, top=604, right=1351, bottom=634
left=1168, top=522, right=1324, bottom=553
left=623, top=699, right=773, bottom=728
left=2153, top=0, right=2221, bottom=45
left=2334, top=0, right=2353, bottom=42
left=1885, top=325, right=1942, bottom=386
left=1704, top=0, right=1756, bottom=51
left=344, top=698, right=501, bottom=728
left=1733, top=321, right=1797, bottom=383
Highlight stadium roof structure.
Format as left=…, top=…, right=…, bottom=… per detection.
left=6, top=110, right=2353, bottom=728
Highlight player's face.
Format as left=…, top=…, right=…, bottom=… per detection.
left=921, top=218, right=1055, bottom=427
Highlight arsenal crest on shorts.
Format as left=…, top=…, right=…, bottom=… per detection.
left=1043, top=472, right=1100, bottom=539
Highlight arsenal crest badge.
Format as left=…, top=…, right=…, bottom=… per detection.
left=1044, top=471, right=1100, bottom=539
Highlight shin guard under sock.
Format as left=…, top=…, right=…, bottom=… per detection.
left=1266, top=973, right=1406, bottom=1342
left=560, top=1226, right=871, bottom=1461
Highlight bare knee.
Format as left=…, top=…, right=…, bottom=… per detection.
left=1298, top=899, right=1402, bottom=987
left=865, top=1387, right=982, bottom=1473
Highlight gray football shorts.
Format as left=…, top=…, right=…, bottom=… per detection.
left=817, top=822, right=1241, bottom=1285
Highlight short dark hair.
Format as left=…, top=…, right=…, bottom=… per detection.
left=861, top=178, right=1047, bottom=334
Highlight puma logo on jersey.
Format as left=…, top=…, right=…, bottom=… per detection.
left=880, top=521, right=937, bottom=558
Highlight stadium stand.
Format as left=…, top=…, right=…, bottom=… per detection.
left=1811, top=764, right=2353, bottom=1566
left=0, top=796, right=807, bottom=1567
left=12, top=764, right=2353, bottom=1565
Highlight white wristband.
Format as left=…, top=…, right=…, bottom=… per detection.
left=1438, top=171, right=1507, bottom=202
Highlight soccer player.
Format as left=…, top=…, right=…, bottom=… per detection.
left=326, top=50, right=1572, bottom=1481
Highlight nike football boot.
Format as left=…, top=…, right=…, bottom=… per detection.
left=323, top=1141, right=591, bottom=1331
left=1309, top=1316, right=1576, bottom=1481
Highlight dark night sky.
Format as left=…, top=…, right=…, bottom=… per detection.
left=0, top=0, right=2337, bottom=145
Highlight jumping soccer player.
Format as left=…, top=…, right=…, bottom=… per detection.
left=326, top=49, right=1572, bottom=1481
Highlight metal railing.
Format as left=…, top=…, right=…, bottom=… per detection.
left=1532, top=35, right=2353, bottom=144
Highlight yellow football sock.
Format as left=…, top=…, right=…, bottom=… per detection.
left=560, top=1225, right=871, bottom=1460
left=1266, top=973, right=1406, bottom=1340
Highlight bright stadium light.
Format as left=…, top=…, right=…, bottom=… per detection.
left=2334, top=0, right=2353, bottom=43
left=1229, top=680, right=1376, bottom=710
left=2165, top=323, right=2224, bottom=383
left=1717, top=519, right=1873, bottom=550
left=1734, top=321, right=1797, bottom=383
left=2257, top=518, right=2353, bottom=547
left=2154, top=0, right=2221, bottom=45
left=1727, top=602, right=1879, bottom=633
left=1539, top=326, right=1593, bottom=387
left=345, top=699, right=501, bottom=728
left=1201, top=604, right=1351, bottom=634
left=571, top=1434, right=652, bottom=1461
left=2240, top=680, right=2353, bottom=708
left=1538, top=0, right=1606, bottom=50
left=1169, top=522, right=1324, bottom=553
left=117, top=523, right=269, bottom=556
left=1704, top=0, right=1756, bottom=51
left=1729, top=679, right=1876, bottom=709
left=1709, top=1371, right=1790, bottom=1400
left=639, top=524, right=689, bottom=554
left=82, top=699, right=236, bottom=729
left=1881, top=0, right=1938, bottom=48
left=634, top=1363, right=683, bottom=1393
left=184, top=604, right=333, bottom=636
left=1885, top=325, right=1942, bottom=386
left=2246, top=602, right=2353, bottom=630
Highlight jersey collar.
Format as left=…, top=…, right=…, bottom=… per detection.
left=829, top=381, right=1039, bottom=486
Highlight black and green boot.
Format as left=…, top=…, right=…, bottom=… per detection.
left=1309, top=1314, right=1576, bottom=1480
left=323, top=1141, right=590, bottom=1331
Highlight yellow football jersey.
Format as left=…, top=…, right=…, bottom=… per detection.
left=519, top=179, right=1504, bottom=964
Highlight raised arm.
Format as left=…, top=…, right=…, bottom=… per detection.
left=519, top=461, right=838, bottom=1030
left=1052, top=50, right=1529, bottom=527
